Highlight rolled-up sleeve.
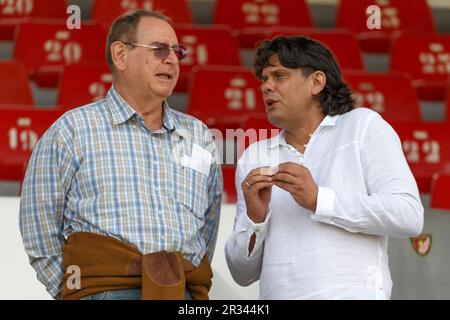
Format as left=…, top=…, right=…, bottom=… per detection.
left=225, top=162, right=272, bottom=286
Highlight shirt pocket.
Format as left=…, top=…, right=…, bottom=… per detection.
left=177, top=166, right=209, bottom=218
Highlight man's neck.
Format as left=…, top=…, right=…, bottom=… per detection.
left=284, top=108, right=326, bottom=153
left=114, top=83, right=165, bottom=132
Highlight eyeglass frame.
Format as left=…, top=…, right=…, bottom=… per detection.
left=119, top=41, right=189, bottom=61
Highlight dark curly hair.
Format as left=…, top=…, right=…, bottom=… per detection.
left=254, top=36, right=354, bottom=116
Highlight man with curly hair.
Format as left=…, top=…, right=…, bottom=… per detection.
left=225, top=36, right=423, bottom=299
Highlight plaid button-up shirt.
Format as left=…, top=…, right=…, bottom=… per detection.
left=20, top=86, right=223, bottom=299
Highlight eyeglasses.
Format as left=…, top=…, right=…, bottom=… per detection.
left=122, top=42, right=188, bottom=61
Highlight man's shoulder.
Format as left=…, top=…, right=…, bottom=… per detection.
left=56, top=100, right=108, bottom=125
left=339, top=107, right=379, bottom=122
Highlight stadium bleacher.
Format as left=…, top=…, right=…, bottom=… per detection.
left=1, top=2, right=449, bottom=196
left=1, top=0, right=449, bottom=207
left=0, top=0, right=450, bottom=300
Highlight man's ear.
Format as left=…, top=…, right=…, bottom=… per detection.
left=111, top=41, right=127, bottom=72
left=311, top=71, right=326, bottom=96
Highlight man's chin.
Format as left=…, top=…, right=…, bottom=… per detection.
left=267, top=113, right=283, bottom=128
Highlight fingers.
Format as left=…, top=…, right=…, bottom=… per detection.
left=273, top=180, right=294, bottom=193
left=242, top=175, right=272, bottom=192
left=277, top=162, right=308, bottom=176
left=241, top=166, right=274, bottom=190
left=250, top=181, right=273, bottom=191
left=272, top=172, right=297, bottom=185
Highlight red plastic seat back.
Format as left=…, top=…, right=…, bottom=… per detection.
left=174, top=25, right=241, bottom=92
left=430, top=173, right=450, bottom=210
left=213, top=0, right=312, bottom=30
left=187, top=65, right=265, bottom=131
left=265, top=28, right=364, bottom=70
left=390, top=33, right=450, bottom=100
left=446, top=86, right=450, bottom=122
left=213, top=0, right=312, bottom=48
left=57, top=63, right=112, bottom=110
left=14, top=21, right=107, bottom=87
left=0, top=61, right=34, bottom=105
left=92, top=0, right=192, bottom=27
left=0, top=0, right=67, bottom=39
left=343, top=71, right=421, bottom=122
left=391, top=122, right=450, bottom=193
left=336, top=0, right=435, bottom=52
left=222, top=165, right=237, bottom=203
left=0, top=107, right=64, bottom=180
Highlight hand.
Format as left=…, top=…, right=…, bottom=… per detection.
left=241, top=167, right=274, bottom=223
left=272, top=162, right=318, bottom=212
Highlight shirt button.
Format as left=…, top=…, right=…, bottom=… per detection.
left=161, top=235, right=165, bottom=240
left=153, top=161, right=159, bottom=165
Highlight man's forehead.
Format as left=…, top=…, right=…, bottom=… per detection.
left=136, top=17, right=177, bottom=42
left=262, top=56, right=294, bottom=74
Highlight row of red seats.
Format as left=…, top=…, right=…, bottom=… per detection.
left=0, top=103, right=449, bottom=194
left=1, top=60, right=448, bottom=124
left=4, top=20, right=450, bottom=99
left=0, top=0, right=438, bottom=54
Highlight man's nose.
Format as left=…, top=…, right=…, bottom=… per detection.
left=163, top=49, right=178, bottom=64
left=261, top=79, right=274, bottom=93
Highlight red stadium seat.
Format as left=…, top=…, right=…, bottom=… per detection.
left=244, top=115, right=278, bottom=132
left=430, top=173, right=450, bottom=210
left=243, top=115, right=280, bottom=148
left=175, top=25, right=241, bottom=92
left=92, top=0, right=192, bottom=27
left=222, top=165, right=237, bottom=203
left=213, top=0, right=313, bottom=48
left=13, top=21, right=107, bottom=87
left=446, top=86, right=450, bottom=122
left=0, top=0, right=67, bottom=40
left=390, top=33, right=450, bottom=100
left=0, top=61, right=34, bottom=105
left=336, top=0, right=435, bottom=53
left=0, top=107, right=64, bottom=180
left=265, top=28, right=364, bottom=70
left=187, top=65, right=265, bottom=133
left=57, top=63, right=112, bottom=110
left=391, top=122, right=450, bottom=193
left=343, top=71, right=421, bottom=122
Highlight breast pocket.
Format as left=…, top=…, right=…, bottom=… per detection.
left=178, top=167, right=209, bottom=218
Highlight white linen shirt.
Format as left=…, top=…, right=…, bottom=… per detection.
left=225, top=108, right=424, bottom=300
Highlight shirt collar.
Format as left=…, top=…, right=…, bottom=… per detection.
left=106, top=86, right=137, bottom=125
left=268, top=114, right=340, bottom=149
left=106, top=86, right=190, bottom=139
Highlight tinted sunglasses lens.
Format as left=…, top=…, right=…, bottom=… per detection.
left=174, top=44, right=188, bottom=61
left=153, top=44, right=171, bottom=60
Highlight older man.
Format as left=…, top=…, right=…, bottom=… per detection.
left=20, top=10, right=222, bottom=300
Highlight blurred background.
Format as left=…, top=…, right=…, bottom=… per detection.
left=0, top=0, right=449, bottom=299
